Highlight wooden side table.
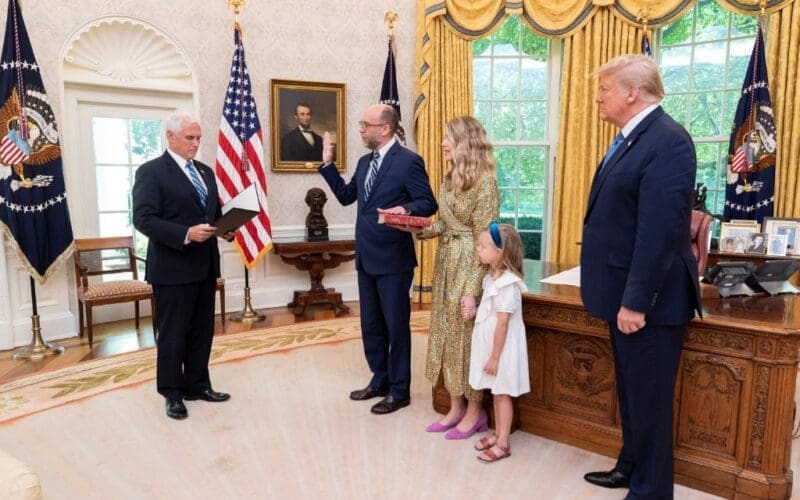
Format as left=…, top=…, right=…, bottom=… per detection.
left=272, top=238, right=356, bottom=315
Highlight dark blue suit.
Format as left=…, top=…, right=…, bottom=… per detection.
left=580, top=107, right=701, bottom=499
left=132, top=151, right=222, bottom=400
left=319, top=141, right=437, bottom=399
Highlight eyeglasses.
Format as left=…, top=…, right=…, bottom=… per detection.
left=358, top=121, right=387, bottom=131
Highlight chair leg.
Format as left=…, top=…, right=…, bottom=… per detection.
left=134, top=301, right=140, bottom=329
left=78, top=302, right=84, bottom=338
left=86, top=307, right=94, bottom=347
left=220, top=284, right=225, bottom=325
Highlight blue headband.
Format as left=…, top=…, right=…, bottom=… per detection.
left=489, top=221, right=503, bottom=249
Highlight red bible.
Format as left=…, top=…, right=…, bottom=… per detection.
left=378, top=213, right=432, bottom=227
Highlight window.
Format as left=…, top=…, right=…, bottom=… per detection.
left=658, top=0, right=758, bottom=220
left=91, top=116, right=162, bottom=259
left=473, top=16, right=557, bottom=260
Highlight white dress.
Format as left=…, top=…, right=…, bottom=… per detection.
left=469, top=270, right=530, bottom=397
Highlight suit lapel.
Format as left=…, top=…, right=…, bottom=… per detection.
left=584, top=107, right=665, bottom=221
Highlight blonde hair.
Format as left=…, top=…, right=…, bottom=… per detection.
left=490, top=223, right=524, bottom=279
left=594, top=54, right=664, bottom=103
left=444, top=116, right=495, bottom=194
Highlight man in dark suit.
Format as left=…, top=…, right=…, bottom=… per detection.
left=132, top=113, right=232, bottom=420
left=281, top=103, right=323, bottom=161
left=580, top=55, right=701, bottom=499
left=318, top=104, right=437, bottom=414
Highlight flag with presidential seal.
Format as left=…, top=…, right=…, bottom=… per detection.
left=0, top=0, right=74, bottom=282
left=724, top=25, right=776, bottom=223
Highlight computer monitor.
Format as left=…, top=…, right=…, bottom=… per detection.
left=705, top=262, right=757, bottom=297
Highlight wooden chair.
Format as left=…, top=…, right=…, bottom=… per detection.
left=74, top=236, right=156, bottom=346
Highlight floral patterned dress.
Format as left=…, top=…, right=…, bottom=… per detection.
left=421, top=173, right=499, bottom=400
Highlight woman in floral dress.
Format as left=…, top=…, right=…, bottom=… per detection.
left=419, top=116, right=499, bottom=439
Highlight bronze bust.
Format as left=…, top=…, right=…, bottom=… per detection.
left=305, top=187, right=329, bottom=241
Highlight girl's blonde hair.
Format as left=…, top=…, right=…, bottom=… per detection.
left=489, top=222, right=524, bottom=279
left=443, top=116, right=495, bottom=194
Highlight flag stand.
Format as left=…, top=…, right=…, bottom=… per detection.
left=229, top=267, right=264, bottom=322
left=13, top=277, right=64, bottom=360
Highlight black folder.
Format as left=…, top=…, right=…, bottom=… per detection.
left=214, top=207, right=259, bottom=236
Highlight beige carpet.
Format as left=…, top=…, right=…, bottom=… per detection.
left=0, top=314, right=791, bottom=499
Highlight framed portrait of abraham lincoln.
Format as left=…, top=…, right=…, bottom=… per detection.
left=270, top=79, right=346, bottom=172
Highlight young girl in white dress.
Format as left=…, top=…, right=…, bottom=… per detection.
left=465, top=221, right=530, bottom=463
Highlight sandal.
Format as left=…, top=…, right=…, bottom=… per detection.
left=474, top=433, right=497, bottom=451
left=477, top=444, right=511, bottom=463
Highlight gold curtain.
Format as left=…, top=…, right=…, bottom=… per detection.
left=768, top=0, right=800, bottom=217
left=412, top=14, right=472, bottom=303
left=551, top=12, right=644, bottom=266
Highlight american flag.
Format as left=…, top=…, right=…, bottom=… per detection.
left=214, top=25, right=271, bottom=268
left=731, top=143, right=753, bottom=173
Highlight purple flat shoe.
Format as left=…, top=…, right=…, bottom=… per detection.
left=425, top=408, right=466, bottom=432
left=445, top=411, right=488, bottom=440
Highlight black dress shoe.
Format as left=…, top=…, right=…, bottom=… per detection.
left=166, top=399, right=187, bottom=420
left=370, top=395, right=410, bottom=414
left=583, top=469, right=630, bottom=489
left=349, top=385, right=389, bottom=401
left=184, top=389, right=231, bottom=402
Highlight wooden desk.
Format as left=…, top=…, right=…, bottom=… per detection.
left=433, top=261, right=799, bottom=499
left=272, top=238, right=355, bottom=315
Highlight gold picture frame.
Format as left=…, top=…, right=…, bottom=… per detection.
left=270, top=79, right=346, bottom=172
left=718, top=221, right=760, bottom=254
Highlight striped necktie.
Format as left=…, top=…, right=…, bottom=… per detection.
left=363, top=151, right=380, bottom=200
left=185, top=160, right=207, bottom=207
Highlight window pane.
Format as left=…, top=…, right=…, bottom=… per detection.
left=96, top=166, right=131, bottom=211
left=661, top=10, right=694, bottom=46
left=723, top=90, right=740, bottom=130
left=662, top=94, right=689, bottom=128
left=494, top=147, right=517, bottom=187
left=695, top=0, right=729, bottom=42
left=518, top=189, right=544, bottom=218
left=521, top=29, right=548, bottom=60
left=130, top=119, right=163, bottom=164
left=520, top=58, right=547, bottom=100
left=519, top=147, right=546, bottom=189
left=99, top=212, right=132, bottom=238
left=473, top=59, right=491, bottom=100
left=690, top=92, right=723, bottom=136
left=492, top=58, right=520, bottom=99
left=661, top=45, right=691, bottom=93
left=473, top=39, right=491, bottom=57
left=518, top=211, right=543, bottom=230
left=695, top=143, right=720, bottom=190
left=727, top=38, right=752, bottom=88
left=692, top=42, right=727, bottom=91
left=499, top=189, right=516, bottom=217
left=474, top=101, right=491, bottom=130
left=520, top=101, right=546, bottom=141
left=92, top=117, right=129, bottom=164
left=492, top=15, right=520, bottom=56
left=731, top=14, right=758, bottom=37
left=491, top=103, right=518, bottom=141
left=520, top=231, right=542, bottom=260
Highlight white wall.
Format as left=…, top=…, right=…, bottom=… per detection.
left=0, top=0, right=417, bottom=347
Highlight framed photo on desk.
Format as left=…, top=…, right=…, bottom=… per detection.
left=719, top=221, right=759, bottom=254
left=762, top=217, right=800, bottom=255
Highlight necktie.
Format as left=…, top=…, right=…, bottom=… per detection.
left=186, top=160, right=207, bottom=207
left=363, top=151, right=380, bottom=200
left=600, top=132, right=625, bottom=171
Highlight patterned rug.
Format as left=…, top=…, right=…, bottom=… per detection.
left=0, top=312, right=431, bottom=423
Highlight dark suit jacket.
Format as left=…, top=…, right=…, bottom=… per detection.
left=319, top=141, right=437, bottom=275
left=281, top=127, right=323, bottom=161
left=132, top=151, right=221, bottom=285
left=580, top=107, right=701, bottom=326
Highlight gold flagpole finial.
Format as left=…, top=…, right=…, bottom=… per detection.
left=385, top=11, right=398, bottom=39
left=228, top=0, right=245, bottom=26
left=759, top=0, right=767, bottom=17
left=637, top=7, right=650, bottom=32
